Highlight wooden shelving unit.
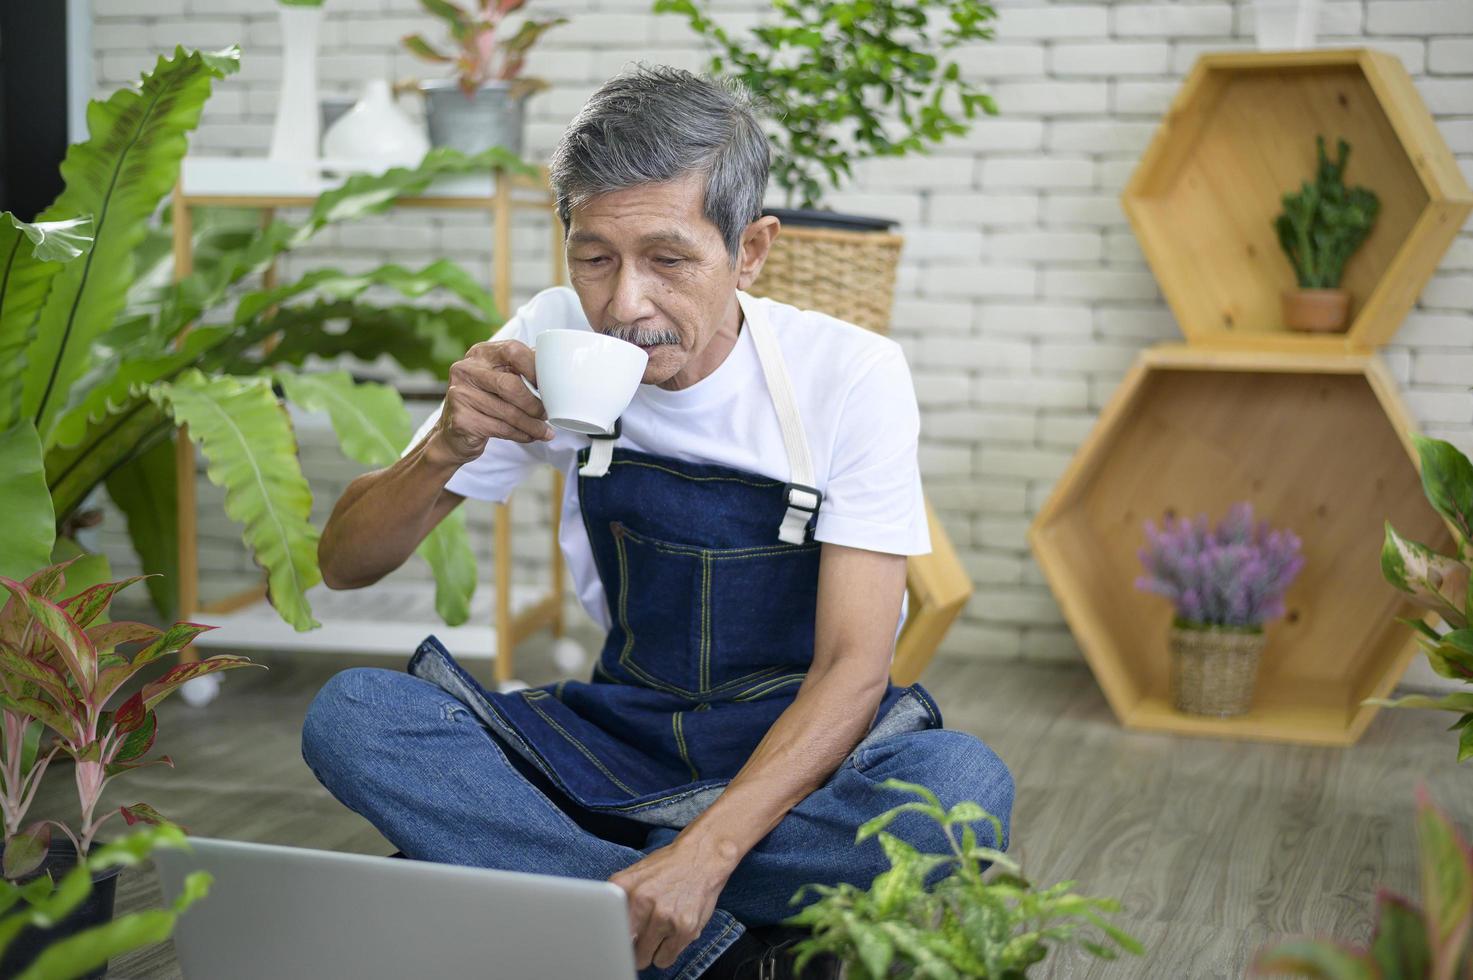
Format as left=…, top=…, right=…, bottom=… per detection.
left=1122, top=48, right=1472, bottom=352
left=1032, top=47, right=1471, bottom=746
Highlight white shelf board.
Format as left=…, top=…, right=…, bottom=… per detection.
left=180, top=155, right=497, bottom=200
left=189, top=579, right=552, bottom=662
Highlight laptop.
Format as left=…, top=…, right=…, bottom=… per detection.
left=153, top=837, right=639, bottom=980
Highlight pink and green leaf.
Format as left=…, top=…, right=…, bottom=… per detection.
left=402, top=33, right=451, bottom=62
left=2, top=820, right=51, bottom=879
left=111, top=709, right=156, bottom=763
left=139, top=655, right=261, bottom=710
left=129, top=622, right=216, bottom=672
left=1382, top=523, right=1469, bottom=629
left=1251, top=939, right=1376, bottom=979
left=119, top=802, right=183, bottom=834
left=113, top=690, right=146, bottom=734
left=1368, top=888, right=1432, bottom=978
left=105, top=753, right=173, bottom=779
left=0, top=647, right=84, bottom=718
left=1, top=692, right=81, bottom=744
left=1415, top=785, right=1473, bottom=976
left=0, top=577, right=96, bottom=689
left=59, top=575, right=148, bottom=630
left=87, top=620, right=163, bottom=654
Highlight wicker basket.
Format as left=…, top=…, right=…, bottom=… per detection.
left=748, top=224, right=905, bottom=336
left=1168, top=624, right=1267, bottom=717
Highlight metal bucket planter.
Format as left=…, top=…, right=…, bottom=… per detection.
left=1168, top=623, right=1267, bottom=717
left=420, top=79, right=529, bottom=158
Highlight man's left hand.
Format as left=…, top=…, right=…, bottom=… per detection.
left=611, top=836, right=737, bottom=970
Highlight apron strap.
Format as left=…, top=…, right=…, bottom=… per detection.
left=740, top=290, right=821, bottom=544
left=578, top=417, right=619, bottom=478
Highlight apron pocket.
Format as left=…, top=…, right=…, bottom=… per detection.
left=611, top=522, right=815, bottom=696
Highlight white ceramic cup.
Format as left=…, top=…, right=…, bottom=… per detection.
left=530, top=329, right=649, bottom=435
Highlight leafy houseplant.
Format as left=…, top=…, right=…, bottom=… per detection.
left=0, top=823, right=211, bottom=980
left=1251, top=785, right=1470, bottom=979
left=653, top=0, right=999, bottom=220
left=782, top=779, right=1143, bottom=977
left=403, top=0, right=567, bottom=157
left=0, top=44, right=537, bottom=636
left=1375, top=436, right=1473, bottom=763
left=1274, top=134, right=1380, bottom=333
left=1135, top=502, right=1305, bottom=717
left=0, top=557, right=258, bottom=976
left=651, top=0, right=999, bottom=335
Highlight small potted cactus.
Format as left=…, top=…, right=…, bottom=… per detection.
left=1273, top=134, right=1380, bottom=333
left=1135, top=502, right=1305, bottom=717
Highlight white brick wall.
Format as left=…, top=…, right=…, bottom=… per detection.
left=87, top=0, right=1473, bottom=666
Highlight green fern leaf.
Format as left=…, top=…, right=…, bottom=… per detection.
left=150, top=369, right=320, bottom=630
left=22, top=46, right=240, bottom=445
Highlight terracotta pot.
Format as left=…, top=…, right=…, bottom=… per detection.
left=1282, top=288, right=1351, bottom=332
left=1169, top=624, right=1267, bottom=717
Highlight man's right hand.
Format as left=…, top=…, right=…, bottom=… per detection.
left=427, top=338, right=556, bottom=466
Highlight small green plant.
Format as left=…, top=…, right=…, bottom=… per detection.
left=652, top=0, right=1000, bottom=211
left=0, top=822, right=210, bottom=980
left=781, top=779, right=1143, bottom=978
left=1252, top=785, right=1471, bottom=979
left=1274, top=135, right=1380, bottom=289
left=1374, top=435, right=1473, bottom=763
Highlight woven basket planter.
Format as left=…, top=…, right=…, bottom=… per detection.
left=1168, top=624, right=1267, bottom=717
left=749, top=222, right=904, bottom=336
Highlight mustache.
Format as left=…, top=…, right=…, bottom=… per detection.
left=602, top=323, right=681, bottom=347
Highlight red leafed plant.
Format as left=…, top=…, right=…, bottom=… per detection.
left=0, top=557, right=263, bottom=880
left=402, top=0, right=567, bottom=98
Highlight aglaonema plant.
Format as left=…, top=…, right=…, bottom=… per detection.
left=1252, top=785, right=1471, bottom=979
left=0, top=556, right=262, bottom=879
left=0, top=43, right=537, bottom=633
left=1374, top=436, right=1473, bottom=763
left=782, top=779, right=1144, bottom=978
left=0, top=822, right=211, bottom=980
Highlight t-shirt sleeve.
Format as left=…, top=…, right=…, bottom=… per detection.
left=398, top=299, right=541, bottom=504
left=814, top=344, right=932, bottom=556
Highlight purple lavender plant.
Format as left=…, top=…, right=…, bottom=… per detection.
left=1134, top=502, right=1305, bottom=629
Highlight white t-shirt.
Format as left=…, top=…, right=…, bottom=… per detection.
left=404, top=286, right=931, bottom=631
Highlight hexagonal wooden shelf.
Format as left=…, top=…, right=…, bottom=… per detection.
left=1028, top=345, right=1454, bottom=746
left=1122, top=48, right=1473, bottom=353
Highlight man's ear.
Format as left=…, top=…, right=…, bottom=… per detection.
left=735, top=215, right=781, bottom=291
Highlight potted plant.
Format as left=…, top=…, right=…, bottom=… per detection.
left=0, top=823, right=211, bottom=980
left=1135, top=502, right=1305, bottom=717
left=652, top=0, right=1000, bottom=334
left=1251, top=785, right=1468, bottom=978
left=1274, top=134, right=1380, bottom=333
left=0, top=558, right=262, bottom=977
left=402, top=0, right=567, bottom=158
left=1373, top=435, right=1473, bottom=763
left=782, top=779, right=1144, bottom=976
left=1, top=45, right=538, bottom=643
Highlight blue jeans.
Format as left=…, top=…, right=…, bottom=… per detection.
left=300, top=667, right=1014, bottom=980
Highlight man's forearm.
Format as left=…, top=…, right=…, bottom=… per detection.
left=318, top=436, right=463, bottom=589
left=673, top=664, right=888, bottom=870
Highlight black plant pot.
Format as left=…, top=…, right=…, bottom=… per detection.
left=761, top=206, right=898, bottom=233
left=0, top=838, right=122, bottom=980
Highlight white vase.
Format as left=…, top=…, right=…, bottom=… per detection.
left=268, top=4, right=322, bottom=161
left=1252, top=0, right=1320, bottom=50
left=322, top=79, right=430, bottom=167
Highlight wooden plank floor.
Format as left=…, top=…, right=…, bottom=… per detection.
left=28, top=626, right=1470, bottom=978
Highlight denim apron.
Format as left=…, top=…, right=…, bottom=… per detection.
left=407, top=290, right=944, bottom=828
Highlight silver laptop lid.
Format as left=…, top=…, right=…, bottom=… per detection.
left=153, top=837, right=637, bottom=980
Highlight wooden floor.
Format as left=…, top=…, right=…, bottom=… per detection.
left=29, top=625, right=1470, bottom=979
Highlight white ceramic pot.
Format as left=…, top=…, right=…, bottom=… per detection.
left=322, top=79, right=430, bottom=167
left=1252, top=0, right=1320, bottom=50
left=268, top=4, right=322, bottom=161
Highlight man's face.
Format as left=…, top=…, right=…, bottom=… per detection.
left=564, top=172, right=741, bottom=388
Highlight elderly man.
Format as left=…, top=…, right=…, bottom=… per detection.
left=301, top=65, right=1013, bottom=980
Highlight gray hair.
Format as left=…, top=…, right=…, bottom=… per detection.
left=549, top=63, right=770, bottom=264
